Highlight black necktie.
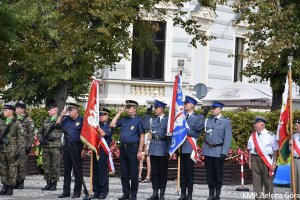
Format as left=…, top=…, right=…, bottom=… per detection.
left=158, top=117, right=161, bottom=124
left=257, top=132, right=261, bottom=136
left=186, top=114, right=189, bottom=120
left=214, top=118, right=218, bottom=123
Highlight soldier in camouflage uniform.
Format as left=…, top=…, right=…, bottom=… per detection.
left=14, top=101, right=35, bottom=189
left=0, top=103, right=24, bottom=196
left=38, top=101, right=63, bottom=191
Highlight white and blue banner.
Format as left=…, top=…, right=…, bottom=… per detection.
left=167, top=75, right=189, bottom=155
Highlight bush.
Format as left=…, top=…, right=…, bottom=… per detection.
left=27, top=107, right=295, bottom=149
left=27, top=107, right=299, bottom=165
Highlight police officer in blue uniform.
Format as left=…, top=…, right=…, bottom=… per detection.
left=202, top=101, right=232, bottom=200
left=110, top=100, right=145, bottom=200
left=90, top=108, right=114, bottom=199
left=57, top=103, right=83, bottom=198
left=147, top=100, right=169, bottom=200
left=178, top=96, right=205, bottom=200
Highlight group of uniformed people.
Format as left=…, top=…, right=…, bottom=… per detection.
left=0, top=101, right=35, bottom=196
left=0, top=96, right=287, bottom=200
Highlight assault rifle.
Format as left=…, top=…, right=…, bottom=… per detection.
left=39, top=123, right=56, bottom=146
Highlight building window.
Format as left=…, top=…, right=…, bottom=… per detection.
left=234, top=37, right=244, bottom=82
left=131, top=21, right=166, bottom=80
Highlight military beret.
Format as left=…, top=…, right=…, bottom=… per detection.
left=211, top=101, right=224, bottom=108
left=154, top=100, right=167, bottom=108
left=67, top=102, right=80, bottom=109
left=15, top=100, right=26, bottom=109
left=4, top=104, right=15, bottom=111
left=254, top=116, right=267, bottom=124
left=100, top=108, right=110, bottom=115
left=125, top=100, right=138, bottom=107
left=184, top=96, right=198, bottom=105
left=46, top=100, right=58, bottom=110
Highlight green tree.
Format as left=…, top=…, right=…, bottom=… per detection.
left=0, top=0, right=225, bottom=110
left=233, top=0, right=300, bottom=111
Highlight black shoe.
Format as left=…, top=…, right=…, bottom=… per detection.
left=214, top=189, right=221, bottom=200
left=118, top=194, right=130, bottom=200
left=178, top=195, right=187, bottom=200
left=91, top=193, right=99, bottom=199
left=4, top=185, right=13, bottom=196
left=49, top=181, right=57, bottom=191
left=160, top=188, right=166, bottom=200
left=42, top=180, right=52, bottom=191
left=71, top=193, right=80, bottom=198
left=130, top=196, right=137, bottom=200
left=14, top=180, right=19, bottom=189
left=98, top=193, right=107, bottom=199
left=0, top=184, right=7, bottom=195
left=17, top=179, right=24, bottom=189
left=207, top=188, right=215, bottom=200
left=147, top=189, right=159, bottom=200
left=187, top=187, right=193, bottom=200
left=58, top=193, right=70, bottom=198
left=178, top=187, right=186, bottom=200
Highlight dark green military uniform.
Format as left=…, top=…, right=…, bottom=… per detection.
left=0, top=115, right=24, bottom=195
left=38, top=115, right=63, bottom=190
left=16, top=114, right=35, bottom=188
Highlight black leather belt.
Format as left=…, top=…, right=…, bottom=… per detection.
left=121, top=142, right=139, bottom=148
left=205, top=141, right=223, bottom=147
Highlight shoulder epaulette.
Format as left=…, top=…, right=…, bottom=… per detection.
left=268, top=131, right=274, bottom=136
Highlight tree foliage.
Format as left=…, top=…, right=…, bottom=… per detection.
left=0, top=0, right=225, bottom=109
left=233, top=0, right=300, bottom=110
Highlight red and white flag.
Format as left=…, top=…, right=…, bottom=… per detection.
left=81, top=77, right=115, bottom=173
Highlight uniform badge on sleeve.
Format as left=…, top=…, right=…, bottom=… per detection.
left=131, top=126, right=135, bottom=130
left=76, top=122, right=80, bottom=126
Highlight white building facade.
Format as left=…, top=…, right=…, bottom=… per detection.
left=97, top=1, right=248, bottom=107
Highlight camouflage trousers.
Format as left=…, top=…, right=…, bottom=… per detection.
left=16, top=150, right=28, bottom=180
left=0, top=150, right=17, bottom=186
left=42, top=147, right=61, bottom=181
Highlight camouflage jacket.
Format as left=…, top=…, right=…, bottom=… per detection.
left=0, top=117, right=25, bottom=153
left=38, top=116, right=63, bottom=148
left=17, top=115, right=35, bottom=147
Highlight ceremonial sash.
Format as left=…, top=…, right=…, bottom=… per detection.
left=187, top=136, right=198, bottom=163
left=252, top=132, right=274, bottom=177
left=293, top=136, right=300, bottom=157
left=99, top=137, right=115, bottom=173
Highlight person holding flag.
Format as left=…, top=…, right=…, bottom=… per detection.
left=177, top=96, right=204, bottom=200
left=247, top=116, right=278, bottom=200
left=202, top=101, right=232, bottom=200
left=289, top=120, right=300, bottom=198
left=81, top=107, right=114, bottom=199
left=81, top=78, right=115, bottom=199
left=147, top=99, right=169, bottom=200
left=110, top=100, right=145, bottom=200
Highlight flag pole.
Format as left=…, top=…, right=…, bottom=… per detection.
left=90, top=151, right=93, bottom=197
left=177, top=148, right=181, bottom=195
left=288, top=56, right=296, bottom=200
left=177, top=68, right=183, bottom=196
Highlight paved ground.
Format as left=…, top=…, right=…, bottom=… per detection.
left=0, top=175, right=292, bottom=200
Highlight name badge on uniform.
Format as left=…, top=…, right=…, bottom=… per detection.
left=76, top=122, right=80, bottom=126
left=131, top=126, right=135, bottom=130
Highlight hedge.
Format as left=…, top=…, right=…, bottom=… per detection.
left=27, top=107, right=300, bottom=150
